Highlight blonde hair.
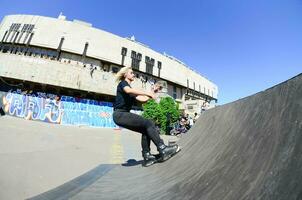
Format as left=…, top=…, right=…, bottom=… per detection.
left=115, top=66, right=132, bottom=82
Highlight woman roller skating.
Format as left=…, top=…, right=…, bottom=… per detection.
left=112, top=66, right=180, bottom=167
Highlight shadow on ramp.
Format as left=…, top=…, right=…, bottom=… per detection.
left=121, top=159, right=143, bottom=167
left=28, top=74, right=302, bottom=200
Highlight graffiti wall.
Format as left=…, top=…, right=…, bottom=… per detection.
left=1, top=90, right=116, bottom=128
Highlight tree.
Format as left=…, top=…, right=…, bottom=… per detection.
left=142, top=99, right=162, bottom=125
left=143, top=97, right=180, bottom=135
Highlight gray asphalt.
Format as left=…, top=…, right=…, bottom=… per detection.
left=28, top=73, right=302, bottom=200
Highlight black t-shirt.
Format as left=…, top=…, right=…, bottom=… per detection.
left=114, top=80, right=136, bottom=111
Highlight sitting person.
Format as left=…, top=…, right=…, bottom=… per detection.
left=170, top=118, right=188, bottom=135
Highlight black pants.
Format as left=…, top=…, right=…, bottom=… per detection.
left=0, top=107, right=5, bottom=116
left=113, top=110, right=163, bottom=154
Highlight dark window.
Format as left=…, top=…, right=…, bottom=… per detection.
left=57, top=37, right=65, bottom=60
left=145, top=56, right=154, bottom=75
left=22, top=24, right=35, bottom=44
left=157, top=61, right=162, bottom=77
left=121, top=47, right=127, bottom=56
left=57, top=37, right=64, bottom=50
left=9, top=32, right=16, bottom=42
left=18, top=24, right=28, bottom=43
left=5, top=31, right=11, bottom=42
left=26, top=32, right=34, bottom=46
left=173, top=85, right=177, bottom=99
left=16, top=32, right=23, bottom=43
left=28, top=24, right=34, bottom=32
left=199, top=85, right=201, bottom=92
left=9, top=23, right=15, bottom=31
left=23, top=32, right=30, bottom=44
left=131, top=50, right=136, bottom=58
left=9, top=23, right=21, bottom=44
left=28, top=48, right=33, bottom=56
left=23, top=24, right=33, bottom=33
left=157, top=61, right=162, bottom=69
left=6, top=23, right=21, bottom=43
left=13, top=46, right=18, bottom=54
left=2, top=45, right=9, bottom=53
left=121, top=47, right=127, bottom=66
left=10, top=46, right=15, bottom=53
left=9, top=24, right=21, bottom=43
left=15, top=24, right=21, bottom=31
left=187, top=79, right=189, bottom=88
left=83, top=42, right=89, bottom=57
left=131, top=51, right=141, bottom=70
left=193, top=82, right=196, bottom=90
left=131, top=51, right=137, bottom=69
left=136, top=53, right=142, bottom=69
left=12, top=32, right=19, bottom=44
left=1, top=31, right=8, bottom=42
left=137, top=53, right=142, bottom=61
left=21, top=24, right=27, bottom=32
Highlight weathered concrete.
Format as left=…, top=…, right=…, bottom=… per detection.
left=0, top=115, right=177, bottom=200
left=28, top=73, right=302, bottom=200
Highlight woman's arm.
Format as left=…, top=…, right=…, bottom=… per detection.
left=123, top=86, right=155, bottom=99
left=135, top=95, right=151, bottom=103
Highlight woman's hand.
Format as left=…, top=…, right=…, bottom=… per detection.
left=146, top=92, right=156, bottom=99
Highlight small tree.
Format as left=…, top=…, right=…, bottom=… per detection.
left=159, top=97, right=180, bottom=134
left=143, top=97, right=180, bottom=134
left=142, top=99, right=163, bottom=125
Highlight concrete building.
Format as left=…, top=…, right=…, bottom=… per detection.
left=0, top=14, right=218, bottom=116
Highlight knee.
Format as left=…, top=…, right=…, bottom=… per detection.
left=145, top=119, right=155, bottom=128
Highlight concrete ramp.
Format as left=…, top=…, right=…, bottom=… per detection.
left=29, top=74, right=302, bottom=200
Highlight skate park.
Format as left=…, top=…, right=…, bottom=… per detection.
left=0, top=74, right=301, bottom=199
left=1, top=2, right=302, bottom=199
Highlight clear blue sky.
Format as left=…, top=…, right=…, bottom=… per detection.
left=0, top=0, right=301, bottom=105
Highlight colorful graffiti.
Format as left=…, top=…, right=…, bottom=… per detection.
left=60, top=96, right=115, bottom=127
left=1, top=90, right=116, bottom=128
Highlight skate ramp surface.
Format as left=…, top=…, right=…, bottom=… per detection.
left=29, top=74, right=302, bottom=200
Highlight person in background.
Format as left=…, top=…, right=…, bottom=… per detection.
left=193, top=112, right=199, bottom=123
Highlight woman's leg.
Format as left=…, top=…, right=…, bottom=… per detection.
left=141, top=134, right=151, bottom=153
left=113, top=111, right=163, bottom=148
left=113, top=111, right=180, bottom=163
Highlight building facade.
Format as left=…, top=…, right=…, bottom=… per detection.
left=0, top=14, right=218, bottom=118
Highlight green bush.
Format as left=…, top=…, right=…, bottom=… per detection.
left=142, top=99, right=162, bottom=125
left=142, top=97, right=180, bottom=135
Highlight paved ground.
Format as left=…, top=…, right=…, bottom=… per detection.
left=0, top=116, right=178, bottom=200
left=26, top=73, right=302, bottom=200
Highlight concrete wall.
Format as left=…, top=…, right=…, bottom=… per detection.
left=0, top=53, right=117, bottom=95
left=0, top=53, right=161, bottom=97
